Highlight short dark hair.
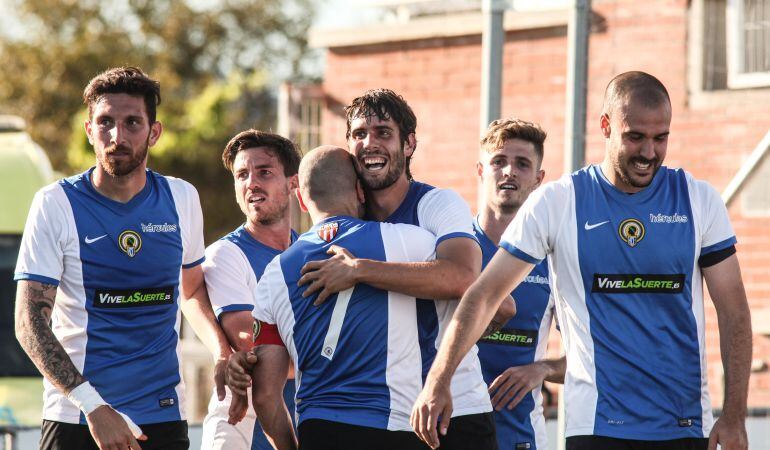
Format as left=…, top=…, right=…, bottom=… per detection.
left=345, top=89, right=417, bottom=180
left=83, top=67, right=161, bottom=123
left=602, top=71, right=671, bottom=116
left=222, top=129, right=301, bottom=177
left=481, top=118, right=547, bottom=167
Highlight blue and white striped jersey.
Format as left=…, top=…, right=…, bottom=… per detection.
left=382, top=181, right=492, bottom=417
left=500, top=165, right=736, bottom=440
left=15, top=168, right=205, bottom=425
left=252, top=216, right=436, bottom=431
left=474, top=219, right=554, bottom=450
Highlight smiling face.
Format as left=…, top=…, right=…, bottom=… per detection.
left=478, top=138, right=544, bottom=214
left=346, top=114, right=415, bottom=191
left=601, top=100, right=671, bottom=193
left=85, top=93, right=161, bottom=177
left=232, top=147, right=295, bottom=226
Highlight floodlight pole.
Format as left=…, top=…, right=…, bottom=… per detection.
left=559, top=2, right=591, bottom=450
left=480, top=0, right=507, bottom=135
left=563, top=0, right=591, bottom=174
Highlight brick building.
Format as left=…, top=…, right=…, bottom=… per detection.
left=293, top=0, right=770, bottom=410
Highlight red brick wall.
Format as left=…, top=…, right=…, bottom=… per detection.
left=319, top=0, right=770, bottom=408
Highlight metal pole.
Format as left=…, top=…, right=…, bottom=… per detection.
left=563, top=0, right=591, bottom=174
left=559, top=2, right=591, bottom=450
left=480, top=0, right=507, bottom=135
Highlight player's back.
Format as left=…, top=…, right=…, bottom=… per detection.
left=255, top=216, right=435, bottom=431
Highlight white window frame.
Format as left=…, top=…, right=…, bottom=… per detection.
left=726, top=0, right=770, bottom=88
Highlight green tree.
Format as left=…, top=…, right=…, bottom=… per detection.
left=0, top=0, right=316, bottom=242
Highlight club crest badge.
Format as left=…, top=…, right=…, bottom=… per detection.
left=253, top=320, right=261, bottom=344
left=618, top=218, right=645, bottom=248
left=317, top=222, right=339, bottom=243
left=118, top=230, right=142, bottom=257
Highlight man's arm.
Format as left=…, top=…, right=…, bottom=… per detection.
left=15, top=280, right=144, bottom=449
left=299, top=236, right=481, bottom=303
left=488, top=356, right=565, bottom=410
left=410, top=249, right=534, bottom=449
left=179, top=265, right=232, bottom=400
left=250, top=345, right=297, bottom=450
left=702, top=254, right=751, bottom=450
left=220, top=311, right=256, bottom=352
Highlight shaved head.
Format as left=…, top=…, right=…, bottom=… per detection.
left=602, top=71, right=670, bottom=117
left=299, top=145, right=360, bottom=213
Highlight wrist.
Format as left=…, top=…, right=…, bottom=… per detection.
left=67, top=381, right=108, bottom=415
left=353, top=258, right=371, bottom=284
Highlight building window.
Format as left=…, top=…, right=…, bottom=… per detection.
left=297, top=98, right=323, bottom=155
left=727, top=0, right=770, bottom=88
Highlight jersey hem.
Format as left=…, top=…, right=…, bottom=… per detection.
left=450, top=403, right=493, bottom=417
left=14, top=272, right=60, bottom=286
left=565, top=427, right=709, bottom=441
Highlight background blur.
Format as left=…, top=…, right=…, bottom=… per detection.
left=1, top=0, right=769, bottom=448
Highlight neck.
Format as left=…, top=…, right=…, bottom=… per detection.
left=244, top=215, right=293, bottom=251
left=91, top=164, right=147, bottom=203
left=309, top=202, right=361, bottom=224
left=600, top=158, right=641, bottom=194
left=477, top=203, right=517, bottom=245
left=364, top=176, right=410, bottom=221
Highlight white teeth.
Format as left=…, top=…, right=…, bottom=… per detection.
left=364, top=157, right=386, bottom=164
left=499, top=184, right=517, bottom=190
left=634, top=162, right=651, bottom=170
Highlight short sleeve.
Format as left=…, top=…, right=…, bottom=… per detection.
left=380, top=222, right=437, bottom=263
left=693, top=179, right=736, bottom=256
left=167, top=177, right=205, bottom=268
left=416, top=188, right=477, bottom=246
left=14, top=185, right=70, bottom=285
left=500, top=178, right=570, bottom=264
left=252, top=255, right=283, bottom=325
left=202, top=240, right=255, bottom=319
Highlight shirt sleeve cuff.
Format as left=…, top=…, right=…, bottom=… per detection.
left=182, top=255, right=205, bottom=269
left=498, top=242, right=543, bottom=265
left=14, top=273, right=60, bottom=286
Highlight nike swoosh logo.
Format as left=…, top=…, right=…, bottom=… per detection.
left=584, top=220, right=610, bottom=231
left=84, top=235, right=108, bottom=244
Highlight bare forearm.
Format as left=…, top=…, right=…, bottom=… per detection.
left=254, top=396, right=297, bottom=450
left=357, top=259, right=475, bottom=299
left=539, top=356, right=566, bottom=384
left=719, top=309, right=752, bottom=419
left=14, top=281, right=85, bottom=394
left=181, top=290, right=230, bottom=359
left=429, top=282, right=502, bottom=386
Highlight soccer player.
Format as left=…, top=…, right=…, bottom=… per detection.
left=200, top=130, right=300, bottom=450
left=412, top=71, right=751, bottom=450
left=297, top=89, right=512, bottom=449
left=232, top=145, right=438, bottom=449
left=14, top=67, right=231, bottom=450
left=475, top=118, right=565, bottom=450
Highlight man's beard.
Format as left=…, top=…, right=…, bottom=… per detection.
left=356, top=144, right=405, bottom=191
left=615, top=155, right=660, bottom=189
left=252, top=186, right=291, bottom=226
left=99, top=139, right=148, bottom=177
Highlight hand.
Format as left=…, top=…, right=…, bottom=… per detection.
left=228, top=392, right=249, bottom=425
left=227, top=350, right=258, bottom=396
left=86, top=405, right=147, bottom=450
left=488, top=362, right=548, bottom=411
left=299, top=245, right=359, bottom=305
left=410, top=378, right=453, bottom=449
left=214, top=354, right=230, bottom=401
left=708, top=415, right=747, bottom=450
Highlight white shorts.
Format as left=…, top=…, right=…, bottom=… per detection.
left=200, top=386, right=257, bottom=450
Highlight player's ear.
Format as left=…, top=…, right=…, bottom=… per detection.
left=476, top=160, right=483, bottom=178
left=296, top=188, right=308, bottom=212
left=287, top=174, right=298, bottom=191
left=404, top=133, right=417, bottom=158
left=600, top=113, right=611, bottom=139
left=148, top=121, right=163, bottom=147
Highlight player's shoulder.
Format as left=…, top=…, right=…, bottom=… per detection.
left=379, top=221, right=435, bottom=240
left=205, top=234, right=242, bottom=259
left=159, top=172, right=200, bottom=198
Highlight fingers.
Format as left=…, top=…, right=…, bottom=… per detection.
left=215, top=372, right=226, bottom=401
left=299, top=260, right=323, bottom=277
left=313, top=288, right=333, bottom=306
left=438, top=402, right=452, bottom=437
left=707, top=431, right=718, bottom=450
left=506, top=386, right=530, bottom=410
left=301, top=279, right=323, bottom=299
left=413, top=402, right=442, bottom=450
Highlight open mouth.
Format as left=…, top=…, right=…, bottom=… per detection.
left=363, top=156, right=387, bottom=171
left=248, top=195, right=266, bottom=204
left=498, top=182, right=518, bottom=191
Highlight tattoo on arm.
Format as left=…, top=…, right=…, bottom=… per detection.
left=482, top=318, right=505, bottom=338
left=16, top=281, right=85, bottom=394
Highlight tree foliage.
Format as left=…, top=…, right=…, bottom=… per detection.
left=0, top=0, right=315, bottom=242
